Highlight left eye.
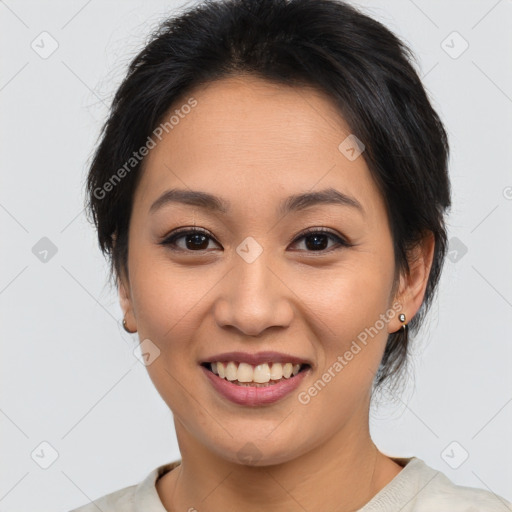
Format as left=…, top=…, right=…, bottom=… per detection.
left=160, top=228, right=351, bottom=253
left=291, top=228, right=351, bottom=252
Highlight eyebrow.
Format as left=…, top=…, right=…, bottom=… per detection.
left=149, top=187, right=364, bottom=216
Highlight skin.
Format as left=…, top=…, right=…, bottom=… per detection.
left=118, top=75, right=435, bottom=511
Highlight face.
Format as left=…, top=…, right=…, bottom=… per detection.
left=119, top=75, right=426, bottom=466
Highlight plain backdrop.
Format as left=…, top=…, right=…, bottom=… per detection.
left=1, top=0, right=511, bottom=510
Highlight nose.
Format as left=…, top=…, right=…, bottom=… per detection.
left=213, top=251, right=294, bottom=337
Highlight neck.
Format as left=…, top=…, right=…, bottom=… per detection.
left=157, top=405, right=402, bottom=511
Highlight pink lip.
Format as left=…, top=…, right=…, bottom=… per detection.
left=201, top=365, right=311, bottom=406
left=200, top=351, right=311, bottom=366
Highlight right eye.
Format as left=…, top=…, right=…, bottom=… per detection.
left=160, top=227, right=220, bottom=252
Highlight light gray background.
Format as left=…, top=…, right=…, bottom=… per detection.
left=1, top=1, right=511, bottom=511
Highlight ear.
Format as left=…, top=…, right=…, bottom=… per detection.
left=388, top=231, right=435, bottom=333
left=118, top=269, right=137, bottom=333
left=113, top=230, right=136, bottom=332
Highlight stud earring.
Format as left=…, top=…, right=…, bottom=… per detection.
left=398, top=313, right=407, bottom=331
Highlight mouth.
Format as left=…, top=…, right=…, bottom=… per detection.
left=200, top=361, right=311, bottom=387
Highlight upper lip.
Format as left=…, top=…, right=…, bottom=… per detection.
left=200, top=351, right=312, bottom=367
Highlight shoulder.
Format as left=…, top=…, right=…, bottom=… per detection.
left=414, top=470, right=512, bottom=511
left=397, top=457, right=512, bottom=512
left=68, top=483, right=138, bottom=512
left=67, top=461, right=180, bottom=512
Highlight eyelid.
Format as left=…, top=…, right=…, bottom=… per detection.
left=163, top=226, right=213, bottom=239
left=291, top=226, right=348, bottom=244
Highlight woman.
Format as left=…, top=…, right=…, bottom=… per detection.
left=71, top=0, right=511, bottom=510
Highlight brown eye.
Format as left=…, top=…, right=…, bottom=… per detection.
left=161, top=228, right=219, bottom=252
left=160, top=227, right=351, bottom=254
left=290, top=228, right=351, bottom=253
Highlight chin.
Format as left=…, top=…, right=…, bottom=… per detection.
left=208, top=435, right=307, bottom=468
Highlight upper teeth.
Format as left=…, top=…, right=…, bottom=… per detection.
left=210, top=362, right=303, bottom=383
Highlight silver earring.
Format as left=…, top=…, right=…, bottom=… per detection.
left=398, top=313, right=407, bottom=331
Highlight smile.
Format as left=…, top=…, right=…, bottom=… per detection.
left=200, top=361, right=311, bottom=406
left=202, top=361, right=310, bottom=386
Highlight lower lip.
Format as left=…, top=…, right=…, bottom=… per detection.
left=200, top=365, right=310, bottom=406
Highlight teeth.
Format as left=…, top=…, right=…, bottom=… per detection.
left=254, top=363, right=271, bottom=383
left=209, top=361, right=305, bottom=384
left=225, top=361, right=238, bottom=381
left=270, top=362, right=283, bottom=380
left=237, top=362, right=253, bottom=382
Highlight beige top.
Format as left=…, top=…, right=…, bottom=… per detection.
left=68, top=456, right=511, bottom=511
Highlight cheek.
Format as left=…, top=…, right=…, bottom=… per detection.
left=290, top=277, right=392, bottom=424
left=294, top=250, right=395, bottom=384
left=129, top=246, right=210, bottom=342
left=127, top=256, right=210, bottom=411
left=299, top=255, right=394, bottom=335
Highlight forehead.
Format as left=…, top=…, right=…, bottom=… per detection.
left=179, top=74, right=351, bottom=148
left=133, top=75, right=383, bottom=220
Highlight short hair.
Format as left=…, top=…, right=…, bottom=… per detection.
left=85, top=0, right=451, bottom=394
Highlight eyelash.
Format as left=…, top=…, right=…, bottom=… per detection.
left=159, top=227, right=352, bottom=254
